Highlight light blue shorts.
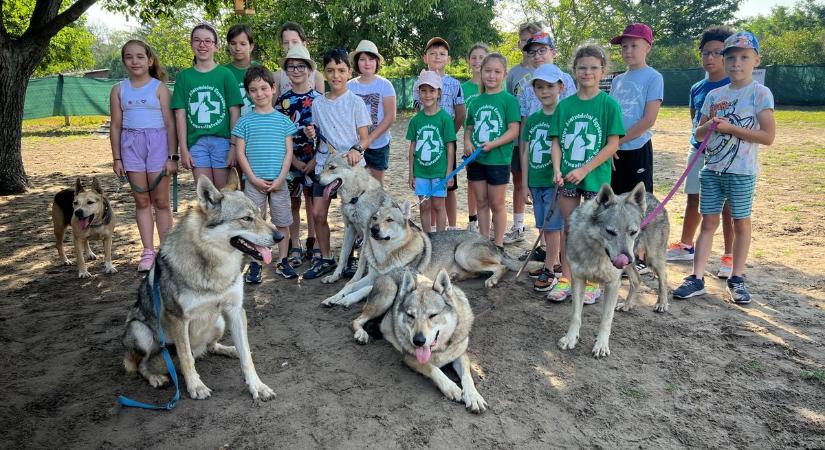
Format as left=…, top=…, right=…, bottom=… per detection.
left=530, top=187, right=563, bottom=231
left=684, top=146, right=702, bottom=195
left=190, top=136, right=230, bottom=169
left=415, top=177, right=447, bottom=198
left=699, top=170, right=756, bottom=219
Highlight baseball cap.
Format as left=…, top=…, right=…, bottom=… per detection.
left=280, top=45, right=316, bottom=71
left=425, top=37, right=450, bottom=52
left=350, top=39, right=385, bottom=67
left=610, top=23, right=654, bottom=46
left=524, top=32, right=555, bottom=51
left=531, top=64, right=564, bottom=86
left=722, top=31, right=760, bottom=55
left=414, top=69, right=442, bottom=91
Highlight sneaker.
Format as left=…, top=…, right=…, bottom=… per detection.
left=584, top=281, right=601, bottom=305
left=342, top=256, right=359, bottom=278
left=533, top=268, right=557, bottom=292
left=717, top=254, right=733, bottom=279
left=673, top=275, right=706, bottom=299
left=528, top=266, right=545, bottom=279
left=245, top=261, right=262, bottom=284
left=276, top=258, right=298, bottom=279
left=467, top=220, right=479, bottom=233
left=137, top=249, right=155, bottom=272
left=519, top=246, right=546, bottom=262
left=635, top=260, right=651, bottom=275
left=727, top=275, right=751, bottom=304
left=666, top=242, right=695, bottom=261
left=547, top=277, right=571, bottom=302
left=302, top=257, right=336, bottom=280
left=288, top=247, right=304, bottom=268
left=503, top=226, right=525, bottom=245
left=552, top=264, right=563, bottom=277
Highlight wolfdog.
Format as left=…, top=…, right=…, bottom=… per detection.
left=122, top=170, right=282, bottom=400
left=381, top=269, right=488, bottom=413
left=557, top=182, right=669, bottom=358
left=52, top=177, right=117, bottom=278
left=318, top=152, right=393, bottom=284
left=322, top=200, right=523, bottom=343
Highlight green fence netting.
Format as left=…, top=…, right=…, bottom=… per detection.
left=23, top=65, right=825, bottom=120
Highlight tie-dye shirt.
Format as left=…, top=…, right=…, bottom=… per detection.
left=700, top=81, right=774, bottom=175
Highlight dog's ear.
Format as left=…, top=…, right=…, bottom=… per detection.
left=398, top=269, right=417, bottom=299
left=432, top=269, right=453, bottom=297
left=224, top=168, right=241, bottom=191
left=75, top=177, right=84, bottom=193
left=401, top=200, right=412, bottom=220
left=625, top=182, right=646, bottom=209
left=196, top=175, right=223, bottom=210
left=595, top=183, right=616, bottom=207
left=91, top=176, right=103, bottom=194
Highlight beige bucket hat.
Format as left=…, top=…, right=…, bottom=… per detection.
left=280, top=45, right=316, bottom=72
left=349, top=39, right=385, bottom=67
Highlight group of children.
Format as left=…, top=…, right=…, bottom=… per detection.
left=109, top=19, right=774, bottom=304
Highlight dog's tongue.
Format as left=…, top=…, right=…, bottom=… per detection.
left=78, top=217, right=91, bottom=230
left=256, top=245, right=273, bottom=264
left=322, top=183, right=334, bottom=201
left=612, top=254, right=630, bottom=269
left=415, top=345, right=432, bottom=364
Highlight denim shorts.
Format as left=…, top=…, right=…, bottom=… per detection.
left=415, top=177, right=447, bottom=198
left=190, top=136, right=230, bottom=169
left=467, top=162, right=510, bottom=186
left=699, top=170, right=756, bottom=219
left=530, top=187, right=563, bottom=231
left=364, top=144, right=390, bottom=171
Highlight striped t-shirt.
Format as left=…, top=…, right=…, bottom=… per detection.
left=232, top=110, right=297, bottom=180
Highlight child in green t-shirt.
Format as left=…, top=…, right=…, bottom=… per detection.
left=225, top=24, right=256, bottom=116
left=171, top=23, right=244, bottom=189
left=407, top=70, right=457, bottom=232
left=463, top=53, right=521, bottom=248
left=546, top=43, right=626, bottom=304
left=460, top=43, right=489, bottom=233
left=519, top=64, right=565, bottom=293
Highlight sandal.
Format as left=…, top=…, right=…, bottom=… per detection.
left=137, top=248, right=155, bottom=272
left=288, top=247, right=304, bottom=268
left=304, top=237, right=316, bottom=260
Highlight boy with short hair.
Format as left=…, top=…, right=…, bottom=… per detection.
left=667, top=26, right=735, bottom=280
left=303, top=48, right=371, bottom=280
left=414, top=37, right=465, bottom=231
left=233, top=66, right=298, bottom=282
left=520, top=64, right=565, bottom=291
left=673, top=31, right=775, bottom=304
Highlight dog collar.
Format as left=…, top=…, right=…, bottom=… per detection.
left=90, top=198, right=112, bottom=228
left=348, top=191, right=365, bottom=205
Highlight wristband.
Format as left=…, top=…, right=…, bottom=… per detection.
left=168, top=154, right=180, bottom=161
left=350, top=144, right=364, bottom=155
left=114, top=158, right=122, bottom=161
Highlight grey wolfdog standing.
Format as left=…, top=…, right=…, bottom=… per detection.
left=381, top=269, right=488, bottom=413
left=122, top=171, right=282, bottom=400
left=557, top=182, right=669, bottom=358
left=318, top=152, right=392, bottom=284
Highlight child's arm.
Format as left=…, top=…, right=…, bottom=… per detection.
left=234, top=138, right=270, bottom=192
left=480, top=122, right=519, bottom=152
left=314, top=72, right=326, bottom=94
left=551, top=137, right=563, bottom=186
left=463, top=125, right=474, bottom=157
left=346, top=125, right=369, bottom=166
left=174, top=109, right=193, bottom=170
left=713, top=110, right=776, bottom=146
left=453, top=104, right=466, bottom=134
left=158, top=84, right=178, bottom=175
left=446, top=141, right=456, bottom=188
left=227, top=105, right=241, bottom=167
left=565, top=135, right=620, bottom=185
left=108, top=84, right=124, bottom=176
left=365, top=95, right=397, bottom=148
left=270, top=136, right=294, bottom=192
left=408, top=141, right=416, bottom=190
left=619, top=99, right=661, bottom=145
left=519, top=139, right=531, bottom=204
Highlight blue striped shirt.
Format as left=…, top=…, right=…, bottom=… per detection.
left=232, top=110, right=297, bottom=180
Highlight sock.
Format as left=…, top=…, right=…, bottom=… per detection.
left=431, top=226, right=437, bottom=232
left=514, top=213, right=524, bottom=231
left=447, top=226, right=457, bottom=231
left=468, top=214, right=478, bottom=222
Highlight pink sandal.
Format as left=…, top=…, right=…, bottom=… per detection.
left=137, top=249, right=155, bottom=272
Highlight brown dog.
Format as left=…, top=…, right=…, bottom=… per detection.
left=52, top=177, right=117, bottom=278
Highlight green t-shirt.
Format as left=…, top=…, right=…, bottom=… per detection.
left=406, top=108, right=457, bottom=179
left=520, top=109, right=556, bottom=188
left=549, top=91, right=625, bottom=193
left=465, top=90, right=520, bottom=166
left=171, top=65, right=245, bottom=148
left=461, top=80, right=480, bottom=111
left=224, top=62, right=258, bottom=116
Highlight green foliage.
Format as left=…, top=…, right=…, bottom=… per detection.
left=800, top=369, right=825, bottom=382
left=740, top=0, right=825, bottom=66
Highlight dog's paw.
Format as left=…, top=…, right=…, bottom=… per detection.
left=321, top=295, right=342, bottom=307
left=78, top=269, right=92, bottom=279
left=321, top=273, right=340, bottom=284
left=353, top=328, right=371, bottom=344
left=208, top=343, right=239, bottom=358
left=187, top=381, right=212, bottom=400
left=441, top=381, right=463, bottom=403
left=103, top=263, right=117, bottom=274
left=484, top=276, right=499, bottom=288
left=463, top=389, right=488, bottom=414
left=86, top=251, right=98, bottom=261
left=249, top=381, right=276, bottom=401
left=62, top=258, right=73, bottom=266
left=147, top=373, right=169, bottom=388
left=653, top=301, right=669, bottom=313
left=616, top=301, right=632, bottom=312
left=591, top=338, right=611, bottom=358
left=557, top=333, right=579, bottom=351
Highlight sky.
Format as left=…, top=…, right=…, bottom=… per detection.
left=85, top=0, right=804, bottom=32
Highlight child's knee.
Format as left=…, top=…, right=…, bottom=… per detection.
left=134, top=193, right=151, bottom=209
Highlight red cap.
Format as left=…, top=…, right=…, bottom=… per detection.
left=610, top=23, right=653, bottom=46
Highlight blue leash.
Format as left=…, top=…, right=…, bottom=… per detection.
left=118, top=263, right=180, bottom=410
left=418, top=146, right=482, bottom=203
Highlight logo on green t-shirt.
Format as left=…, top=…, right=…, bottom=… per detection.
left=473, top=105, right=503, bottom=144
left=188, top=85, right=227, bottom=128
left=529, top=126, right=552, bottom=169
left=416, top=125, right=444, bottom=166
left=561, top=114, right=602, bottom=166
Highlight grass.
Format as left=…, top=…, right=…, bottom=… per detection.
left=745, top=360, right=767, bottom=373
left=664, top=383, right=678, bottom=393
left=22, top=116, right=108, bottom=144
left=621, top=385, right=649, bottom=400
left=800, top=369, right=825, bottom=383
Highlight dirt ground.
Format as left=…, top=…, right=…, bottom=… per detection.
left=2, top=110, right=824, bottom=448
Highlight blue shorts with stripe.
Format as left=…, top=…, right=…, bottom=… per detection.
left=699, top=169, right=756, bottom=219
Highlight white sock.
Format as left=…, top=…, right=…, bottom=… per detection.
left=431, top=226, right=437, bottom=233
left=514, top=213, right=524, bottom=231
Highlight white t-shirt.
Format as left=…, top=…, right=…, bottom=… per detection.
left=311, top=90, right=371, bottom=174
left=347, top=76, right=396, bottom=148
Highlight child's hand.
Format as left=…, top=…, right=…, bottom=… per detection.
left=346, top=149, right=362, bottom=166
left=554, top=171, right=564, bottom=187
left=481, top=142, right=495, bottom=152
left=522, top=189, right=532, bottom=205
left=303, top=160, right=316, bottom=174
left=304, top=125, right=316, bottom=140
left=447, top=176, right=455, bottom=189
left=226, top=146, right=237, bottom=168
left=712, top=116, right=732, bottom=134
left=268, top=179, right=284, bottom=192
left=113, top=160, right=125, bottom=177
left=409, top=175, right=415, bottom=190
left=292, top=160, right=307, bottom=172
left=165, top=159, right=178, bottom=176
left=252, top=177, right=271, bottom=193
left=463, top=144, right=473, bottom=157
left=180, top=150, right=194, bottom=170
left=565, top=167, right=589, bottom=185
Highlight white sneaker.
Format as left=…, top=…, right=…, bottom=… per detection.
left=503, top=226, right=525, bottom=245
left=467, top=221, right=479, bottom=233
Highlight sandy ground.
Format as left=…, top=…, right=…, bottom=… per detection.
left=1, top=113, right=824, bottom=448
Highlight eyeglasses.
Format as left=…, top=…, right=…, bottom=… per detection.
left=192, top=38, right=215, bottom=46
left=286, top=64, right=308, bottom=73
left=701, top=50, right=723, bottom=58
left=527, top=47, right=550, bottom=57
left=575, top=65, right=603, bottom=72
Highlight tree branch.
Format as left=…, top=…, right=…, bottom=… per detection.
left=23, top=0, right=99, bottom=43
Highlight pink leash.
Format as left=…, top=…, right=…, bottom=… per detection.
left=640, top=121, right=718, bottom=229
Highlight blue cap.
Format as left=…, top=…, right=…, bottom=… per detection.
left=531, top=64, right=564, bottom=86
left=524, top=32, right=555, bottom=50
left=722, top=31, right=760, bottom=55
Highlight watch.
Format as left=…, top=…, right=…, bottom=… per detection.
left=350, top=144, right=364, bottom=155
left=168, top=154, right=180, bottom=161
